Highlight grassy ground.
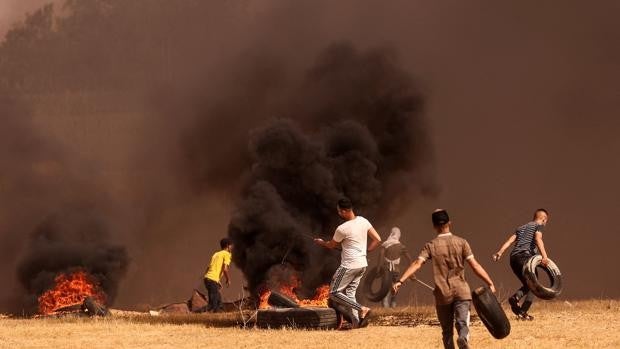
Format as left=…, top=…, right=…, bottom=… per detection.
left=0, top=300, right=618, bottom=349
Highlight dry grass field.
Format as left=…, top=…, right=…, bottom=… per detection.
left=0, top=300, right=618, bottom=349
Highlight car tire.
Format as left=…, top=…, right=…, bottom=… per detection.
left=523, top=255, right=562, bottom=300
left=256, top=307, right=338, bottom=329
left=268, top=291, right=300, bottom=308
left=471, top=286, right=511, bottom=339
left=361, top=265, right=392, bottom=302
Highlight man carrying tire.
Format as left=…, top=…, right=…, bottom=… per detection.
left=378, top=227, right=412, bottom=308
left=314, top=197, right=382, bottom=328
left=493, top=208, right=551, bottom=320
left=393, top=209, right=496, bottom=349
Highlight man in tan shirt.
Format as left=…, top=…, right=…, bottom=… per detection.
left=393, top=209, right=496, bottom=349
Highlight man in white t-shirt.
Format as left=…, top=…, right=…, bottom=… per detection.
left=314, top=197, right=382, bottom=328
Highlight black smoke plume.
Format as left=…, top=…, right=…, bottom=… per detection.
left=16, top=207, right=129, bottom=314
left=0, top=86, right=129, bottom=314
left=228, top=43, right=435, bottom=295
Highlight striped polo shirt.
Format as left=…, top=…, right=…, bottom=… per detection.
left=510, top=221, right=544, bottom=256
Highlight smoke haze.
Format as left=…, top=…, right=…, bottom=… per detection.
left=17, top=207, right=129, bottom=314
left=227, top=43, right=433, bottom=294
left=0, top=0, right=618, bottom=311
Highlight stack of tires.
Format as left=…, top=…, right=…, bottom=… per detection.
left=257, top=291, right=339, bottom=329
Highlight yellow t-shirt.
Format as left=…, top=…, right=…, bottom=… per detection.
left=204, top=250, right=232, bottom=282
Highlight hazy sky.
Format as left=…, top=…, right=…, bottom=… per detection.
left=1, top=0, right=618, bottom=307
left=0, top=0, right=57, bottom=38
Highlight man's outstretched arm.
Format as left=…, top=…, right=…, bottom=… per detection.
left=392, top=258, right=424, bottom=293
left=493, top=234, right=516, bottom=261
left=467, top=257, right=496, bottom=293
left=313, top=238, right=341, bottom=249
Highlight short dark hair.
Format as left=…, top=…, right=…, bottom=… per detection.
left=337, top=197, right=353, bottom=210
left=220, top=238, right=232, bottom=249
left=432, top=209, right=450, bottom=227
left=533, top=208, right=549, bottom=219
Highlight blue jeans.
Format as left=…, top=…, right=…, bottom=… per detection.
left=436, top=300, right=471, bottom=349
left=204, top=278, right=222, bottom=312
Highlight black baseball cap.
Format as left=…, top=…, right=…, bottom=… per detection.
left=432, top=210, right=450, bottom=226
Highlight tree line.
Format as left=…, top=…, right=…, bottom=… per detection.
left=0, top=0, right=245, bottom=94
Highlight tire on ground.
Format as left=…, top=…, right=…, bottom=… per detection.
left=256, top=307, right=338, bottom=329
left=361, top=265, right=392, bottom=302
left=471, top=286, right=511, bottom=339
left=82, top=297, right=109, bottom=317
left=523, top=255, right=562, bottom=300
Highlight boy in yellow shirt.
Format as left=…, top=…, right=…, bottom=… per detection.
left=204, top=238, right=233, bottom=312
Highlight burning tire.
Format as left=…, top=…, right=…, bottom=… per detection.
left=471, top=286, right=510, bottom=339
left=523, top=255, right=563, bottom=300
left=268, top=291, right=300, bottom=308
left=256, top=307, right=338, bottom=329
left=361, top=265, right=391, bottom=302
left=81, top=297, right=109, bottom=317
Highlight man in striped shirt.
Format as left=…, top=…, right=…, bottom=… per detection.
left=493, top=209, right=550, bottom=320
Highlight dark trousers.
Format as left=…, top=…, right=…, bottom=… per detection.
left=436, top=300, right=471, bottom=349
left=510, top=252, right=535, bottom=313
left=204, top=278, right=222, bottom=312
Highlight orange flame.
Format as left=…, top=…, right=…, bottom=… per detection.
left=258, top=282, right=330, bottom=309
left=38, top=270, right=106, bottom=315
left=279, top=284, right=301, bottom=302
left=299, top=284, right=330, bottom=307
left=258, top=288, right=271, bottom=309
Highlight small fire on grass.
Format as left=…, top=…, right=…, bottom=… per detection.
left=38, top=270, right=106, bottom=315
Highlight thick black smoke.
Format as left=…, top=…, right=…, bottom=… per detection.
left=228, top=43, right=435, bottom=295
left=2, top=0, right=618, bottom=303
left=16, top=207, right=129, bottom=314
left=3, top=0, right=436, bottom=306
left=0, top=86, right=129, bottom=314
left=1, top=2, right=435, bottom=307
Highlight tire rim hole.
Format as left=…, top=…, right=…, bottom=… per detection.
left=535, top=266, right=555, bottom=288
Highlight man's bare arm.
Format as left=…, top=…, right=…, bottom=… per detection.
left=392, top=258, right=424, bottom=293
left=467, top=257, right=496, bottom=293
left=313, top=238, right=341, bottom=250
left=493, top=234, right=516, bottom=261
left=222, top=264, right=231, bottom=287
left=367, top=227, right=382, bottom=252
left=535, top=231, right=549, bottom=266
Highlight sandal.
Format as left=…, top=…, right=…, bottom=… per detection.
left=358, top=309, right=372, bottom=328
